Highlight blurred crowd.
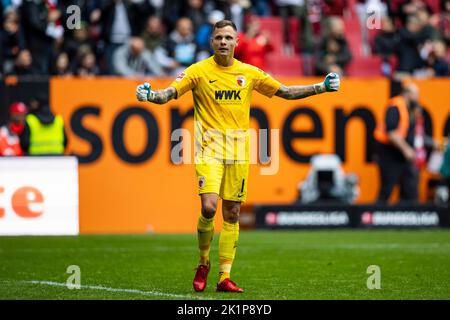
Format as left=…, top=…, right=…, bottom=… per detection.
left=371, top=0, right=450, bottom=78
left=0, top=0, right=449, bottom=78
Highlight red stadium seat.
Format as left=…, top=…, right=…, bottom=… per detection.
left=266, top=53, right=303, bottom=76
left=346, top=56, right=383, bottom=77
left=425, top=0, right=441, bottom=14
left=344, top=19, right=364, bottom=58
left=288, top=17, right=300, bottom=53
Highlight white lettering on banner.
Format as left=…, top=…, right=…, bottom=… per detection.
left=0, top=157, right=79, bottom=235
left=371, top=211, right=439, bottom=226
left=274, top=211, right=349, bottom=226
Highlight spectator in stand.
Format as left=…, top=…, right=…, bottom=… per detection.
left=396, top=10, right=437, bottom=76
left=430, top=0, right=450, bottom=46
left=389, top=0, right=431, bottom=27
left=20, top=94, right=68, bottom=156
left=63, top=21, right=96, bottom=64
left=0, top=102, right=27, bottom=157
left=160, top=0, right=185, bottom=30
left=314, top=16, right=352, bottom=76
left=374, top=16, right=400, bottom=57
left=183, top=0, right=209, bottom=31
left=374, top=16, right=400, bottom=76
left=420, top=39, right=450, bottom=77
left=112, top=37, right=164, bottom=77
left=1, top=8, right=25, bottom=75
left=234, top=14, right=273, bottom=70
left=12, top=49, right=35, bottom=76
left=74, top=47, right=100, bottom=77
left=166, top=17, right=200, bottom=75
left=51, top=51, right=73, bottom=76
left=99, top=0, right=141, bottom=75
left=416, top=6, right=440, bottom=38
left=20, top=0, right=64, bottom=75
left=142, top=15, right=167, bottom=52
left=141, top=15, right=179, bottom=74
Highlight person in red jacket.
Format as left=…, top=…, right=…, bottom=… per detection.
left=0, top=101, right=27, bottom=156
left=234, top=15, right=273, bottom=70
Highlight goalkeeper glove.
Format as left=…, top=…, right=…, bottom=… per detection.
left=314, top=72, right=340, bottom=94
left=136, top=82, right=155, bottom=102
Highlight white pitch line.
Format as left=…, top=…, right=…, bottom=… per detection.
left=20, top=280, right=212, bottom=300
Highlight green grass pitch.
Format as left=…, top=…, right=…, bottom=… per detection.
left=0, top=230, right=449, bottom=300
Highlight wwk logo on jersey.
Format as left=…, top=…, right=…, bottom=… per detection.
left=236, top=76, right=246, bottom=87
left=215, top=90, right=241, bottom=100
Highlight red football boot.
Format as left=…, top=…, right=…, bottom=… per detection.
left=216, top=278, right=244, bottom=293
left=193, top=264, right=210, bottom=292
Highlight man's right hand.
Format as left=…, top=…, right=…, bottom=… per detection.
left=136, top=82, right=153, bottom=102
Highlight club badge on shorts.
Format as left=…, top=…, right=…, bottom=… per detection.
left=198, top=176, right=206, bottom=188
left=236, top=76, right=246, bottom=87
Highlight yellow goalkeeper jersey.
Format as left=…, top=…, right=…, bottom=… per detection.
left=170, top=56, right=281, bottom=161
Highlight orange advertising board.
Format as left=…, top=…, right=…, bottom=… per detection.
left=50, top=77, right=450, bottom=233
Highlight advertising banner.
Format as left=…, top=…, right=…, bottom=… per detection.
left=254, top=204, right=449, bottom=229
left=355, top=205, right=448, bottom=228
left=255, top=204, right=353, bottom=229
left=0, top=156, right=79, bottom=235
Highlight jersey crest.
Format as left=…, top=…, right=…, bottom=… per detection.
left=236, top=76, right=246, bottom=87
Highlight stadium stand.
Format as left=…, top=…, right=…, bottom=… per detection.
left=0, top=0, right=449, bottom=78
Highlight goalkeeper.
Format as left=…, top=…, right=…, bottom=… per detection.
left=136, top=20, right=340, bottom=293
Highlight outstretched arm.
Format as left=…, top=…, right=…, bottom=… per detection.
left=149, top=87, right=177, bottom=104
left=136, top=83, right=177, bottom=104
left=275, top=73, right=340, bottom=100
left=275, top=84, right=318, bottom=99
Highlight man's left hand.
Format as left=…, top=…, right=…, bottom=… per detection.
left=324, top=72, right=340, bottom=92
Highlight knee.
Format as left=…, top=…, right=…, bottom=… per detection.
left=223, top=205, right=240, bottom=224
left=201, top=202, right=217, bottom=219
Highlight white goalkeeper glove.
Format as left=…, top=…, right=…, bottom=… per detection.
left=313, top=72, right=340, bottom=94
left=136, top=82, right=155, bottom=102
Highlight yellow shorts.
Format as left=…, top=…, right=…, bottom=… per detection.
left=195, top=158, right=249, bottom=202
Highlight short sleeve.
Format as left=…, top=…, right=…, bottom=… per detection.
left=253, top=68, right=282, bottom=98
left=385, top=106, right=400, bottom=132
left=170, top=65, right=198, bottom=98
